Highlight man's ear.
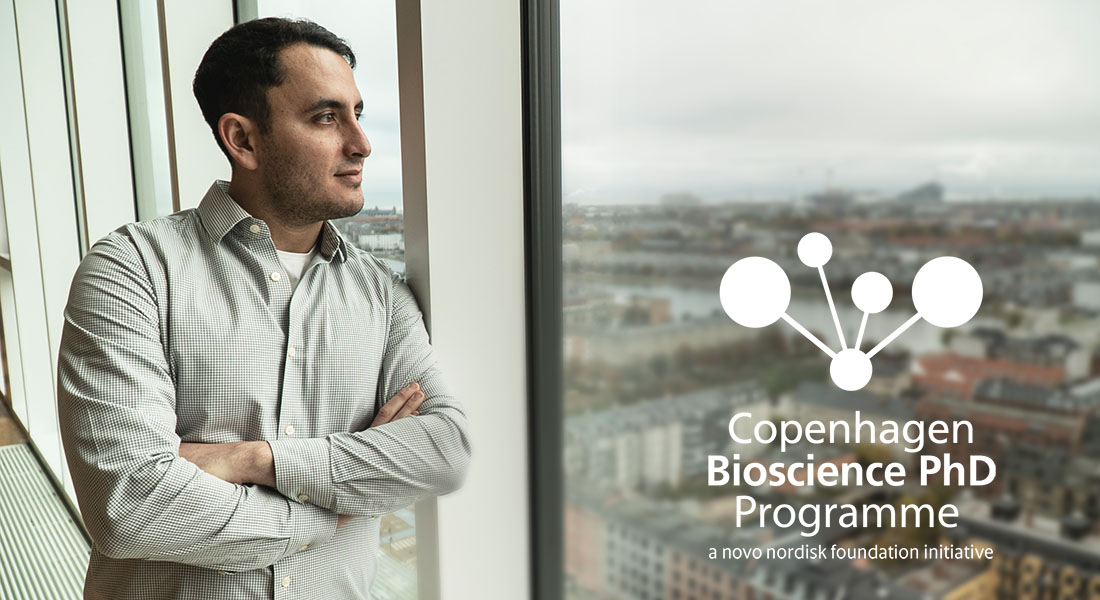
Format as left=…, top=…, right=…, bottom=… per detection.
left=218, top=113, right=260, bottom=170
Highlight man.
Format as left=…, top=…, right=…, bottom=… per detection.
left=57, top=17, right=470, bottom=599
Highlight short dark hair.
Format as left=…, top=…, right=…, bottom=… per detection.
left=193, top=17, right=356, bottom=160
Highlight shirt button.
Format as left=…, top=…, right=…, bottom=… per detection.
left=287, top=346, right=297, bottom=358
left=284, top=424, right=296, bottom=436
left=281, top=575, right=291, bottom=588
left=217, top=570, right=227, bottom=576
left=298, top=544, right=309, bottom=552
left=249, top=223, right=261, bottom=234
left=270, top=271, right=282, bottom=282
left=297, top=493, right=310, bottom=502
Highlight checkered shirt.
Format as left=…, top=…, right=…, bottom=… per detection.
left=57, top=180, right=471, bottom=599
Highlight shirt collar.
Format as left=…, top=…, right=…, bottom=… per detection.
left=198, top=180, right=349, bottom=264
left=318, top=221, right=349, bottom=263
left=197, top=180, right=251, bottom=242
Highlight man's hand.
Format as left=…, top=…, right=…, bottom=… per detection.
left=179, top=440, right=275, bottom=487
left=370, top=381, right=425, bottom=427
left=180, top=383, right=423, bottom=527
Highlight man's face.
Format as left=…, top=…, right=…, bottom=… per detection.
left=257, top=43, right=370, bottom=226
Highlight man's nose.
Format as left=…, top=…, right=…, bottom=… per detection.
left=347, top=122, right=371, bottom=159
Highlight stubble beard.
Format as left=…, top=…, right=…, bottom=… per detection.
left=261, top=150, right=364, bottom=227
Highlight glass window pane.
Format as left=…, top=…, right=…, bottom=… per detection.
left=561, top=2, right=1100, bottom=598
left=120, top=0, right=176, bottom=220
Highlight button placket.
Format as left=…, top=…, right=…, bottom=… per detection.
left=275, top=257, right=311, bottom=515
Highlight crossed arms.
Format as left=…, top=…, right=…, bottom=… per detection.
left=57, top=234, right=471, bottom=572
left=178, top=381, right=427, bottom=527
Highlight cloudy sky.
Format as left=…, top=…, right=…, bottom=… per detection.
left=560, top=0, right=1100, bottom=203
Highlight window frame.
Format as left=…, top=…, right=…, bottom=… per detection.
left=0, top=0, right=88, bottom=499
left=521, top=0, right=563, bottom=598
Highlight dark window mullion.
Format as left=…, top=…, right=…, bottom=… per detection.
left=523, top=0, right=563, bottom=598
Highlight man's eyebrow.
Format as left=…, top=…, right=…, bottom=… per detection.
left=303, top=98, right=366, bottom=113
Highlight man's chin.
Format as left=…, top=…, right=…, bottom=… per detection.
left=348, top=192, right=365, bottom=215
left=329, top=194, right=365, bottom=220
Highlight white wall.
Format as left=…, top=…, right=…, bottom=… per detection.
left=399, top=0, right=530, bottom=597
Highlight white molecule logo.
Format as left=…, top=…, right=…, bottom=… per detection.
left=719, top=233, right=982, bottom=391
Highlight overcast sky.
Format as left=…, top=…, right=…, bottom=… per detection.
left=561, top=0, right=1100, bottom=203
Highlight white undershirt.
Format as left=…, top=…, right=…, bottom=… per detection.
left=276, top=247, right=321, bottom=292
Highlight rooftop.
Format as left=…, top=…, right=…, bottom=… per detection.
left=792, top=381, right=915, bottom=422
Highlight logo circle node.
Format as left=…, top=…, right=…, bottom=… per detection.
left=797, top=232, right=832, bottom=268
left=719, top=257, right=791, bottom=328
left=852, top=271, right=893, bottom=314
left=912, top=256, right=983, bottom=328
left=830, top=349, right=873, bottom=391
